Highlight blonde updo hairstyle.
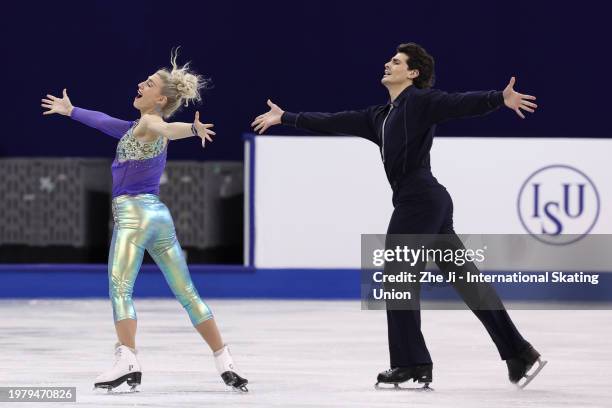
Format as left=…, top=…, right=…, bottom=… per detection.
left=155, top=47, right=209, bottom=118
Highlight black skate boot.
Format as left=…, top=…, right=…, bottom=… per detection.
left=506, top=344, right=547, bottom=389
left=375, top=364, right=433, bottom=391
left=221, top=371, right=249, bottom=392
left=214, top=345, right=249, bottom=392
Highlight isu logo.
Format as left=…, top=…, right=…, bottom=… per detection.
left=517, top=164, right=600, bottom=245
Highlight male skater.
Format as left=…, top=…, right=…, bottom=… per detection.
left=252, top=43, right=545, bottom=389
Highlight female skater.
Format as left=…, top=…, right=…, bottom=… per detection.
left=42, top=50, right=248, bottom=392
left=252, top=43, right=545, bottom=390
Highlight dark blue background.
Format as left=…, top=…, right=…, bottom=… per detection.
left=2, top=1, right=609, bottom=160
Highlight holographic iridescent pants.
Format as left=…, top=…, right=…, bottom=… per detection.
left=108, top=194, right=213, bottom=325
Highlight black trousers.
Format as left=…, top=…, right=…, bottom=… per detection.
left=385, top=185, right=528, bottom=367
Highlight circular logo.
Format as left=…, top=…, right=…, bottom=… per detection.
left=517, top=164, right=600, bottom=245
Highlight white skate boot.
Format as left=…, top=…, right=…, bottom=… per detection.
left=214, top=345, right=248, bottom=392
left=94, top=343, right=142, bottom=392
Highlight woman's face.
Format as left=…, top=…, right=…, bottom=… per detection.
left=133, top=73, right=166, bottom=113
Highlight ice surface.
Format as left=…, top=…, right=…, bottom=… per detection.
left=0, top=299, right=610, bottom=407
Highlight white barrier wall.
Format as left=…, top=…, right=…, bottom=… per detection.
left=248, top=136, right=393, bottom=268
left=247, top=136, right=612, bottom=269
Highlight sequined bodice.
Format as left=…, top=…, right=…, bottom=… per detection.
left=116, top=121, right=166, bottom=162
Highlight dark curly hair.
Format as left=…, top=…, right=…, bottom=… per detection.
left=396, top=43, right=435, bottom=89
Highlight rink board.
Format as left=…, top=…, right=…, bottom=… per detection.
left=245, top=135, right=612, bottom=269
left=1, top=264, right=612, bottom=301
left=2, top=136, right=612, bottom=300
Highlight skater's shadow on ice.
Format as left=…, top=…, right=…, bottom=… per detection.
left=463, top=388, right=589, bottom=401
left=94, top=388, right=245, bottom=396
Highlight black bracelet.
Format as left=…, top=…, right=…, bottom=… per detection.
left=191, top=123, right=199, bottom=136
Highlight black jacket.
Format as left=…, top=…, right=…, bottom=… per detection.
left=281, top=85, right=504, bottom=194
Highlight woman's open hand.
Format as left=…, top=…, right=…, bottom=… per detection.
left=41, top=88, right=73, bottom=116
left=194, top=111, right=216, bottom=147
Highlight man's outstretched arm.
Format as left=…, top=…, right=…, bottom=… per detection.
left=425, top=77, right=537, bottom=124
left=251, top=99, right=379, bottom=145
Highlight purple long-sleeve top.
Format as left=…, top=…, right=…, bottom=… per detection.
left=71, top=107, right=167, bottom=198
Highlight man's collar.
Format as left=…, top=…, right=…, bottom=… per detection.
left=390, top=84, right=418, bottom=107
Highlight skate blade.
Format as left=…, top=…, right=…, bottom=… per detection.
left=104, top=388, right=140, bottom=394
left=517, top=358, right=548, bottom=389
left=93, top=387, right=140, bottom=395
left=94, top=372, right=142, bottom=394
left=93, top=385, right=141, bottom=394
left=231, top=384, right=249, bottom=393
left=375, top=382, right=433, bottom=392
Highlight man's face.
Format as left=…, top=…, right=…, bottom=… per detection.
left=381, top=52, right=416, bottom=87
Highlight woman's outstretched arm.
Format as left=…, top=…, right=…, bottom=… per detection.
left=139, top=112, right=215, bottom=147
left=42, top=89, right=133, bottom=139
